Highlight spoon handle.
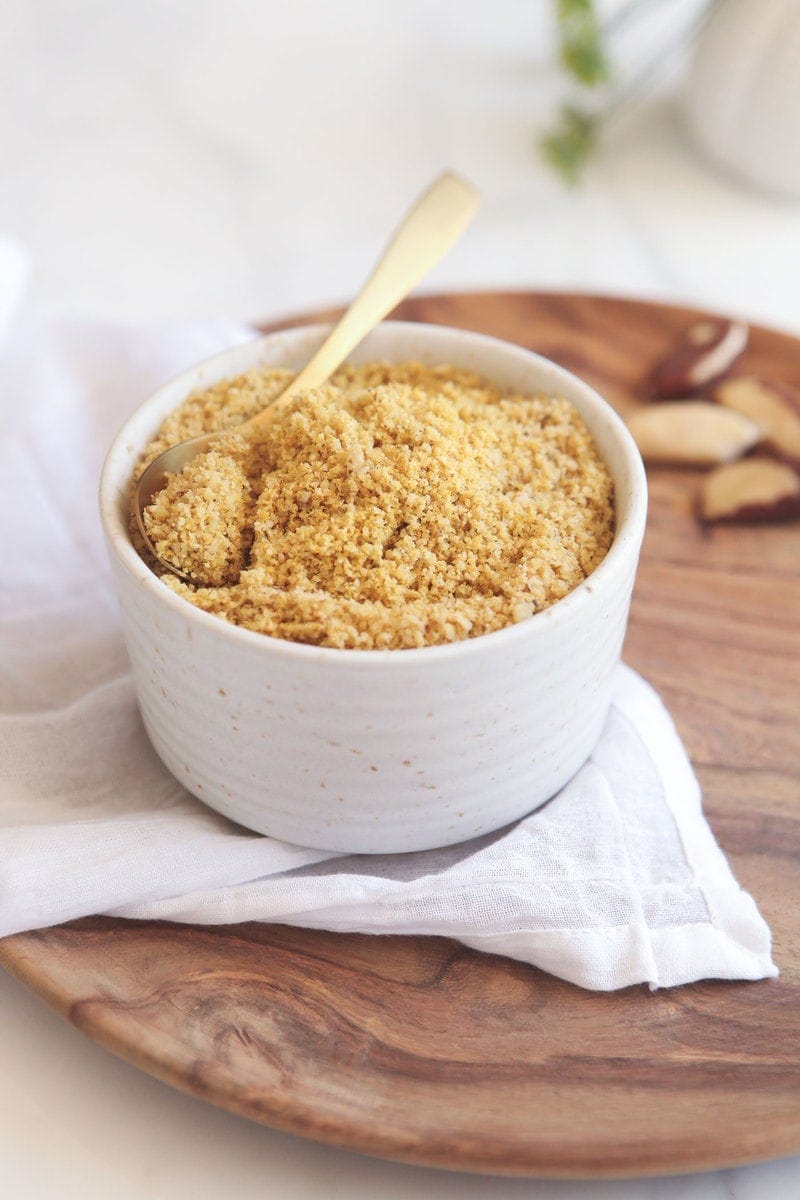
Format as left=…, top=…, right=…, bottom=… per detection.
left=245, top=170, right=479, bottom=432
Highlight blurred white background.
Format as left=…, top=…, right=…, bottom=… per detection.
left=2, top=0, right=799, bottom=327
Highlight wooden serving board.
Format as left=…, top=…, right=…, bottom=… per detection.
left=2, top=293, right=799, bottom=1178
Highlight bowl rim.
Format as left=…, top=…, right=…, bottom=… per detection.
left=99, top=319, right=647, bottom=668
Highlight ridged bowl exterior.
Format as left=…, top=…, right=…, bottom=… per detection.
left=100, top=322, right=647, bottom=853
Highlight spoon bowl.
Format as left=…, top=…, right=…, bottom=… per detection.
left=134, top=432, right=221, bottom=583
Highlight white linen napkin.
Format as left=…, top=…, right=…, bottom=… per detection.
left=0, top=256, right=777, bottom=991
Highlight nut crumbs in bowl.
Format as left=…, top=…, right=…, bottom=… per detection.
left=132, top=362, right=614, bottom=649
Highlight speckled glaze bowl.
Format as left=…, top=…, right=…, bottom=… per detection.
left=100, top=322, right=647, bottom=853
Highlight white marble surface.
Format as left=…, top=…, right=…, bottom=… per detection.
left=2, top=1, right=799, bottom=1196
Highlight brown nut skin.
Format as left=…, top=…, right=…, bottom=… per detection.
left=627, top=401, right=761, bottom=467
left=649, top=319, right=749, bottom=399
left=715, top=376, right=800, bottom=468
left=700, top=457, right=800, bottom=525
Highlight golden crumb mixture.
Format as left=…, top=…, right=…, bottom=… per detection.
left=132, top=362, right=614, bottom=649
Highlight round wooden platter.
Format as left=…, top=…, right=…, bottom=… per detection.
left=2, top=293, right=799, bottom=1179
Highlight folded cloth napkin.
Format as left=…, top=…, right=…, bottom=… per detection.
left=0, top=261, right=777, bottom=991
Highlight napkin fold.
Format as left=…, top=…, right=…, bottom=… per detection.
left=0, top=256, right=777, bottom=991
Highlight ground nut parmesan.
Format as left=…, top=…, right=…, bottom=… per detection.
left=133, top=362, right=614, bottom=649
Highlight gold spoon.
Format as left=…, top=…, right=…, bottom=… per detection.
left=134, top=170, right=480, bottom=584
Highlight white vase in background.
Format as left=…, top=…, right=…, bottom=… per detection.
left=684, top=0, right=800, bottom=198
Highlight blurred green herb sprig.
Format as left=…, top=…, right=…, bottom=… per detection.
left=540, top=104, right=599, bottom=185
left=541, top=0, right=606, bottom=185
left=556, top=0, right=609, bottom=85
left=541, top=0, right=720, bottom=185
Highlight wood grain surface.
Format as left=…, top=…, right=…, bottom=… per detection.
left=2, top=292, right=799, bottom=1178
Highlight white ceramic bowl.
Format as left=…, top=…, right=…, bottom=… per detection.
left=100, top=322, right=647, bottom=853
